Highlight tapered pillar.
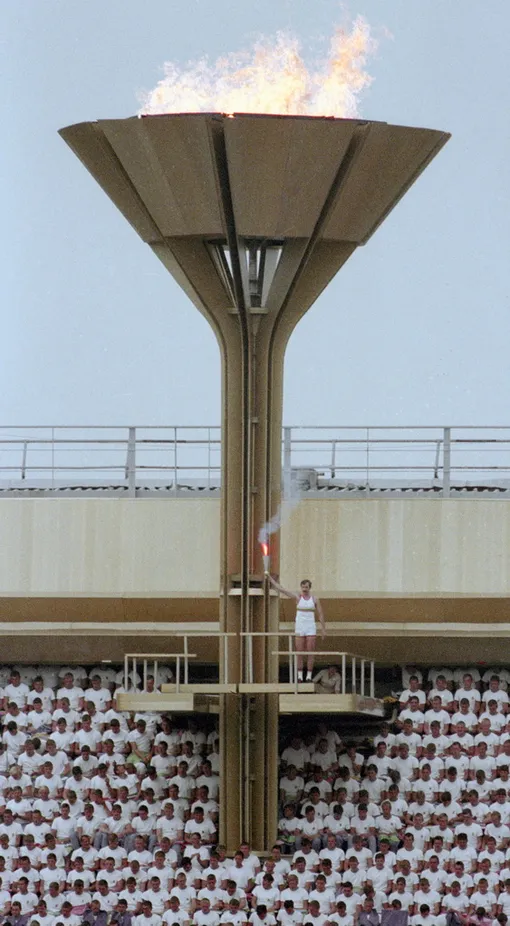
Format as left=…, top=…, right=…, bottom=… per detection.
left=59, top=111, right=450, bottom=851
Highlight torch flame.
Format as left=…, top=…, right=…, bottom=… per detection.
left=261, top=542, right=269, bottom=557
left=139, top=18, right=376, bottom=119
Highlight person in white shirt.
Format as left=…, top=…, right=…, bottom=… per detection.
left=422, top=721, right=450, bottom=757
left=53, top=699, right=80, bottom=732
left=482, top=677, right=510, bottom=713
left=424, top=698, right=451, bottom=734
left=485, top=810, right=510, bottom=848
left=279, top=875, right=309, bottom=912
left=163, top=896, right=190, bottom=926
left=450, top=833, right=478, bottom=872
left=448, top=721, right=475, bottom=754
left=391, top=743, right=419, bottom=781
left=395, top=723, right=422, bottom=757
left=365, top=854, right=392, bottom=894
left=11, top=877, right=39, bottom=916
left=402, top=668, right=424, bottom=689
left=135, top=899, right=163, bottom=926
left=405, top=813, right=430, bottom=852
left=398, top=699, right=426, bottom=734
left=399, top=678, right=426, bottom=708
left=27, top=677, right=55, bottom=712
left=85, top=676, right=113, bottom=712
left=469, top=879, right=498, bottom=916
left=454, top=675, right=481, bottom=714
left=387, top=878, right=414, bottom=913
left=251, top=874, right=280, bottom=913
left=281, top=738, right=309, bottom=774
left=453, top=667, right=481, bottom=687
left=453, top=809, right=483, bottom=849
left=428, top=675, right=454, bottom=708
left=328, top=900, right=354, bottom=926
left=3, top=672, right=30, bottom=709
left=479, top=702, right=507, bottom=733
left=156, top=803, right=184, bottom=847
left=248, top=905, right=276, bottom=926
left=344, top=835, right=372, bottom=871
left=26, top=700, right=53, bottom=737
left=412, top=878, right=441, bottom=916
left=312, top=667, right=342, bottom=695
left=395, top=833, right=422, bottom=871
left=373, top=723, right=396, bottom=752
left=142, top=876, right=171, bottom=916
left=184, top=808, right=217, bottom=846
left=72, top=717, right=102, bottom=755
left=3, top=721, right=26, bottom=758
left=56, top=675, right=85, bottom=712
left=309, top=740, right=337, bottom=776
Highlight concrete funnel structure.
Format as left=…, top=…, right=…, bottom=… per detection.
left=59, top=112, right=450, bottom=848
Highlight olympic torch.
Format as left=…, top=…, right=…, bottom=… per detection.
left=261, top=541, right=270, bottom=575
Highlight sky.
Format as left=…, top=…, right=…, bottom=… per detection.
left=1, top=0, right=509, bottom=430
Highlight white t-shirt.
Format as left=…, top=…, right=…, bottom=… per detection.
left=424, top=709, right=451, bottom=732
left=279, top=888, right=309, bottom=911
left=482, top=690, right=509, bottom=711
left=56, top=686, right=85, bottom=709
left=400, top=689, right=426, bottom=706
left=4, top=682, right=30, bottom=707
left=454, top=688, right=481, bottom=712
left=470, top=889, right=497, bottom=909
left=429, top=687, right=454, bottom=707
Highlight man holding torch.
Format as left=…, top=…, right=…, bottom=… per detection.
left=265, top=569, right=326, bottom=683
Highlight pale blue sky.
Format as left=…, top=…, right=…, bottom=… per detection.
left=1, top=0, right=509, bottom=427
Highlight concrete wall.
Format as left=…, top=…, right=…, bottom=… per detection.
left=0, top=499, right=219, bottom=596
left=281, top=498, right=510, bottom=596
left=0, top=496, right=509, bottom=598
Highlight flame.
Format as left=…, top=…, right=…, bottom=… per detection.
left=261, top=542, right=269, bottom=557
left=139, top=18, right=376, bottom=119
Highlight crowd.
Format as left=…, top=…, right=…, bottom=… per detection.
left=0, top=664, right=223, bottom=926
left=278, top=665, right=510, bottom=926
left=4, top=661, right=510, bottom=926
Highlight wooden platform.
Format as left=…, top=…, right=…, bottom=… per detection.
left=279, top=693, right=385, bottom=715
left=238, top=682, right=315, bottom=694
left=116, top=692, right=194, bottom=712
left=161, top=683, right=237, bottom=694
left=117, top=688, right=384, bottom=716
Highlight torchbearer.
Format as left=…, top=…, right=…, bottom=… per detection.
left=266, top=574, right=325, bottom=683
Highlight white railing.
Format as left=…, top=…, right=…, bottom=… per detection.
left=123, top=633, right=235, bottom=690
left=1, top=425, right=510, bottom=496
left=241, top=631, right=376, bottom=696
left=122, top=635, right=376, bottom=696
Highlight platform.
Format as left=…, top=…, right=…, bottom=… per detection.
left=238, top=682, right=315, bottom=694
left=161, top=683, right=237, bottom=694
left=116, top=692, right=194, bottom=712
left=279, top=693, right=385, bottom=715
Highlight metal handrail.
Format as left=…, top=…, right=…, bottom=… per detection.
left=1, top=425, right=510, bottom=496
left=240, top=632, right=375, bottom=696
left=123, top=633, right=237, bottom=691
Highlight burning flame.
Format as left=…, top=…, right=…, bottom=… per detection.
left=139, top=17, right=376, bottom=119
left=261, top=542, right=269, bottom=557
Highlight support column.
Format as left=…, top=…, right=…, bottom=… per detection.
left=219, top=308, right=289, bottom=852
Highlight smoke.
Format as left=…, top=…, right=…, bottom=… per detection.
left=139, top=17, right=376, bottom=118
left=258, top=494, right=301, bottom=547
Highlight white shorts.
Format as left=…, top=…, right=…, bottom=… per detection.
left=295, top=614, right=317, bottom=637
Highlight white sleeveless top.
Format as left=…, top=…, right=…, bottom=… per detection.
left=296, top=595, right=315, bottom=615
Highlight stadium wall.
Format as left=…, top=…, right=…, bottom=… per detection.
left=0, top=497, right=509, bottom=597
left=0, top=497, right=509, bottom=664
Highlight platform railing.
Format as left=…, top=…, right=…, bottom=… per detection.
left=1, top=425, right=510, bottom=495
left=123, top=632, right=236, bottom=692
left=241, top=631, right=375, bottom=696
left=122, top=633, right=375, bottom=697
